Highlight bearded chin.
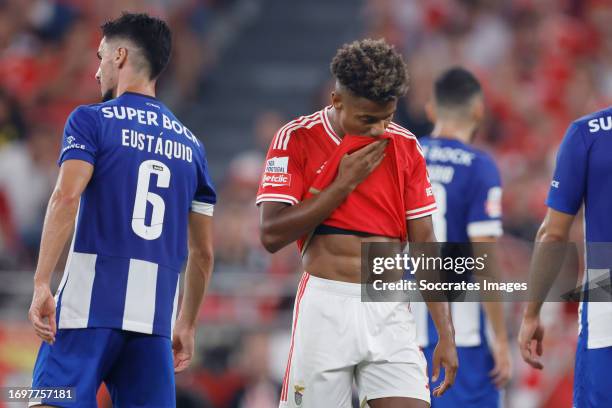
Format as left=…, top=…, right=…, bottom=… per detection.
left=102, top=89, right=114, bottom=102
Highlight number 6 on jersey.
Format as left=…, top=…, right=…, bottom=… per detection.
left=132, top=159, right=171, bottom=240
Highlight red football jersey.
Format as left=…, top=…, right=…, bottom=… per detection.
left=256, top=107, right=437, bottom=252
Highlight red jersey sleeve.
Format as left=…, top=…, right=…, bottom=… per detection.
left=404, top=143, right=437, bottom=219
left=256, top=125, right=305, bottom=206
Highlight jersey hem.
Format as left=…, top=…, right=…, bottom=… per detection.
left=57, top=319, right=170, bottom=338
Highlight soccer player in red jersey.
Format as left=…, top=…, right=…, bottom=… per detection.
left=257, top=39, right=457, bottom=408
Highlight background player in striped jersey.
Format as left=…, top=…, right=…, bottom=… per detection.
left=257, top=39, right=457, bottom=408
left=414, top=67, right=511, bottom=407
left=27, top=13, right=216, bottom=407
left=519, top=106, right=612, bottom=407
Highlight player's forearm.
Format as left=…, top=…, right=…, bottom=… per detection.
left=525, top=219, right=571, bottom=317
left=33, top=188, right=79, bottom=287
left=260, top=180, right=353, bottom=252
left=482, top=302, right=509, bottom=343
left=427, top=301, right=455, bottom=341
left=178, top=250, right=213, bottom=327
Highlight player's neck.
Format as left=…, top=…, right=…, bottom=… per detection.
left=328, top=107, right=345, bottom=138
left=116, top=79, right=156, bottom=99
left=431, top=122, right=475, bottom=144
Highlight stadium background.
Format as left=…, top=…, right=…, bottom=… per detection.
left=0, top=0, right=606, bottom=406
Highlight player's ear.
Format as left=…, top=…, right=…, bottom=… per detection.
left=425, top=100, right=436, bottom=123
left=331, top=91, right=343, bottom=111
left=115, top=47, right=128, bottom=69
left=471, top=95, right=485, bottom=123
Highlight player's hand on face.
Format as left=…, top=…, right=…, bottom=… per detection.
left=518, top=314, right=544, bottom=369
left=28, top=284, right=57, bottom=345
left=489, top=339, right=512, bottom=388
left=431, top=336, right=458, bottom=397
left=172, top=320, right=196, bottom=373
left=337, top=140, right=388, bottom=190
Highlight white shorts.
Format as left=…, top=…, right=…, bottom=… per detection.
left=279, top=272, right=430, bottom=408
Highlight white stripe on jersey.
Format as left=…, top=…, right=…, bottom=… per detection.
left=55, top=205, right=80, bottom=303
left=171, top=280, right=180, bottom=336
left=321, top=107, right=341, bottom=145
left=123, top=258, right=158, bottom=334
left=413, top=302, right=429, bottom=347
left=256, top=193, right=299, bottom=205
left=273, top=112, right=319, bottom=150
left=282, top=119, right=321, bottom=150
left=585, top=268, right=612, bottom=348
left=191, top=200, right=214, bottom=216
left=467, top=220, right=503, bottom=237
left=451, top=302, right=482, bottom=346
left=414, top=301, right=484, bottom=347
left=406, top=203, right=437, bottom=215
left=58, top=252, right=97, bottom=328
left=387, top=123, right=425, bottom=157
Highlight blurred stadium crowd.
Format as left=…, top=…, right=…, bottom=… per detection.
left=0, top=0, right=609, bottom=407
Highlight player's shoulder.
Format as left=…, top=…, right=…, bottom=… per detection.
left=573, top=106, right=612, bottom=136
left=471, top=147, right=499, bottom=173
left=71, top=102, right=104, bottom=116
left=270, top=108, right=327, bottom=151
left=386, top=122, right=423, bottom=154
left=67, top=103, right=104, bottom=127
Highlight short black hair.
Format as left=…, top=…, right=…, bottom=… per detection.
left=330, top=39, right=408, bottom=103
left=101, top=12, right=172, bottom=80
left=434, top=67, right=482, bottom=108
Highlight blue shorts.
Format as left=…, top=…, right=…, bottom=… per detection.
left=423, top=344, right=500, bottom=408
left=574, top=334, right=612, bottom=408
left=30, top=328, right=175, bottom=408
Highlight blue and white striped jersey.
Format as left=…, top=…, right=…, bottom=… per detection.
left=547, top=108, right=612, bottom=349
left=55, top=92, right=216, bottom=338
left=414, top=136, right=502, bottom=348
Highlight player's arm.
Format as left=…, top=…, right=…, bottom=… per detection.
left=259, top=141, right=386, bottom=253
left=519, top=121, right=585, bottom=369
left=29, top=160, right=93, bottom=344
left=173, top=212, right=214, bottom=373
left=408, top=216, right=458, bottom=397
left=471, top=235, right=512, bottom=388
left=518, top=208, right=574, bottom=369
left=468, top=157, right=511, bottom=387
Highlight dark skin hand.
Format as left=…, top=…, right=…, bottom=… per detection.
left=259, top=139, right=387, bottom=253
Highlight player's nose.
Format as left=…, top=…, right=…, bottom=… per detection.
left=369, top=122, right=386, bottom=137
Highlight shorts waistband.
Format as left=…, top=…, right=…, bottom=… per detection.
left=302, top=272, right=363, bottom=298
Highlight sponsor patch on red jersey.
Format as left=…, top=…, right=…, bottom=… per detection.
left=262, top=172, right=292, bottom=187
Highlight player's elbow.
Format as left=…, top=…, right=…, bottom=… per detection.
left=536, top=220, right=569, bottom=243
left=259, top=224, right=283, bottom=254
left=49, top=187, right=80, bottom=211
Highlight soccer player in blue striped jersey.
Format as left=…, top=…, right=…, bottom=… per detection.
left=413, top=68, right=512, bottom=407
left=519, top=107, right=612, bottom=407
left=27, top=13, right=216, bottom=407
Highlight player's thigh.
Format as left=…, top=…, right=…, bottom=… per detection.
left=356, top=359, right=430, bottom=408
left=367, top=397, right=430, bottom=408
left=104, top=332, right=175, bottom=408
left=574, top=344, right=612, bottom=408
left=357, top=302, right=430, bottom=407
left=280, top=274, right=361, bottom=407
left=30, top=328, right=122, bottom=408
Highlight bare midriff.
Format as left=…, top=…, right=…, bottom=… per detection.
left=302, top=233, right=402, bottom=283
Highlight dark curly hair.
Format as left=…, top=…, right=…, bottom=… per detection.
left=101, top=12, right=172, bottom=80
left=330, top=39, right=408, bottom=103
